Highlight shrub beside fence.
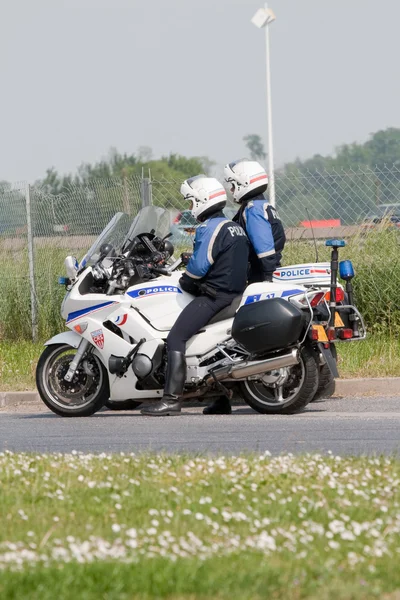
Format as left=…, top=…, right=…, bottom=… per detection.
left=1, top=168, right=400, bottom=342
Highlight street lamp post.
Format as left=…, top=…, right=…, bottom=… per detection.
left=251, top=4, right=276, bottom=207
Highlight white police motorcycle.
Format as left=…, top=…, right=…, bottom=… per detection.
left=36, top=207, right=365, bottom=417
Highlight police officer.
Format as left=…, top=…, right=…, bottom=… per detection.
left=224, top=159, right=286, bottom=283
left=141, top=175, right=249, bottom=417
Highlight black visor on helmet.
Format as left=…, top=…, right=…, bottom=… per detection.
left=228, top=158, right=248, bottom=171
left=186, top=174, right=207, bottom=188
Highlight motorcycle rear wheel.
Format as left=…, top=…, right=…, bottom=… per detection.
left=311, top=344, right=337, bottom=402
left=239, top=346, right=319, bottom=415
left=36, top=344, right=109, bottom=417
left=311, top=365, right=336, bottom=402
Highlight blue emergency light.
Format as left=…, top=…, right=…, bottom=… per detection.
left=325, top=239, right=346, bottom=248
left=58, top=277, right=69, bottom=285
left=339, top=260, right=355, bottom=281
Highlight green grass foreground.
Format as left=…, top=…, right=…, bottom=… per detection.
left=1, top=334, right=400, bottom=392
left=0, top=453, right=399, bottom=599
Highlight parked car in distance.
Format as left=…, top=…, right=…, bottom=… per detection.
left=362, top=204, right=400, bottom=228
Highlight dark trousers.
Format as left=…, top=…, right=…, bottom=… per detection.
left=167, top=293, right=237, bottom=354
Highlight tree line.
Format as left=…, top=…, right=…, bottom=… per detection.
left=1, top=128, right=400, bottom=235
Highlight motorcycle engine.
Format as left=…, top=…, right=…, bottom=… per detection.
left=132, top=354, right=153, bottom=379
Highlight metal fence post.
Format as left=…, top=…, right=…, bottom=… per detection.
left=25, top=183, right=38, bottom=342
left=121, top=169, right=131, bottom=215
left=141, top=169, right=153, bottom=207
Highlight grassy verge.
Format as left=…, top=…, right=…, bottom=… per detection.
left=0, top=452, right=399, bottom=599
left=337, top=334, right=400, bottom=378
left=0, top=341, right=43, bottom=391
left=0, top=248, right=66, bottom=340
left=1, top=335, right=399, bottom=392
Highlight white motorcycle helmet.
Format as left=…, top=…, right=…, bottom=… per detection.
left=180, top=175, right=227, bottom=222
left=224, top=159, right=268, bottom=203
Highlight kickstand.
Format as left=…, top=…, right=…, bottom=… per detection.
left=211, top=372, right=233, bottom=401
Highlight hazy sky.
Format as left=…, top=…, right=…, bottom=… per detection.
left=1, top=0, right=399, bottom=182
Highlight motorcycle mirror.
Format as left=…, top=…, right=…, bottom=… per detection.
left=64, top=255, right=78, bottom=280
left=99, top=243, right=115, bottom=259
left=163, top=240, right=174, bottom=258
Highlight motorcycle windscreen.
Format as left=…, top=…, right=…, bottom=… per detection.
left=79, top=212, right=132, bottom=270
left=232, top=297, right=305, bottom=354
left=122, top=206, right=170, bottom=252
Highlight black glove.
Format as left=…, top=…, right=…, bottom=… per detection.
left=181, top=252, right=192, bottom=266
left=179, top=274, right=200, bottom=295
left=152, top=251, right=164, bottom=265
left=264, top=274, right=273, bottom=282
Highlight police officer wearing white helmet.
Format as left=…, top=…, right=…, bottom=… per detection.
left=224, top=159, right=286, bottom=282
left=141, top=175, right=249, bottom=417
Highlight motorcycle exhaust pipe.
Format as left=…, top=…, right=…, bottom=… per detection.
left=205, top=348, right=299, bottom=384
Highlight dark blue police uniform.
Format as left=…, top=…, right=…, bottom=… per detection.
left=167, top=211, right=249, bottom=354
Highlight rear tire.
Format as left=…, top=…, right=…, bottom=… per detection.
left=36, top=344, right=109, bottom=417
left=239, top=346, right=319, bottom=415
left=311, top=364, right=335, bottom=402
left=311, top=343, right=337, bottom=402
left=105, top=399, right=142, bottom=411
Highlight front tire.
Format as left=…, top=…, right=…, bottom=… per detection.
left=239, top=346, right=319, bottom=415
left=36, top=344, right=109, bottom=417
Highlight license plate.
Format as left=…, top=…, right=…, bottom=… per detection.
left=334, top=312, right=345, bottom=327
left=312, top=325, right=328, bottom=342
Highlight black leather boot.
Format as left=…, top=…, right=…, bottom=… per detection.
left=203, top=396, right=232, bottom=415
left=141, top=351, right=186, bottom=416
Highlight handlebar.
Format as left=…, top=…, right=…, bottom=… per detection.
left=151, top=266, right=171, bottom=276
left=166, top=257, right=182, bottom=272
left=93, top=247, right=183, bottom=293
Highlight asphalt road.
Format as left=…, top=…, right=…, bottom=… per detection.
left=0, top=396, right=399, bottom=455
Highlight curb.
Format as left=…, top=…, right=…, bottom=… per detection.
left=335, top=378, right=400, bottom=397
left=1, top=378, right=399, bottom=408
left=0, top=392, right=40, bottom=408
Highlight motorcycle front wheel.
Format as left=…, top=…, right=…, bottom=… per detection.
left=239, top=346, right=319, bottom=415
left=36, top=344, right=109, bottom=417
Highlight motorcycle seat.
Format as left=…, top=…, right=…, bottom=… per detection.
left=208, top=295, right=243, bottom=325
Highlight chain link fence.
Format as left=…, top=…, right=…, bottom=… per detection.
left=1, top=167, right=400, bottom=341
left=153, top=165, right=400, bottom=230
